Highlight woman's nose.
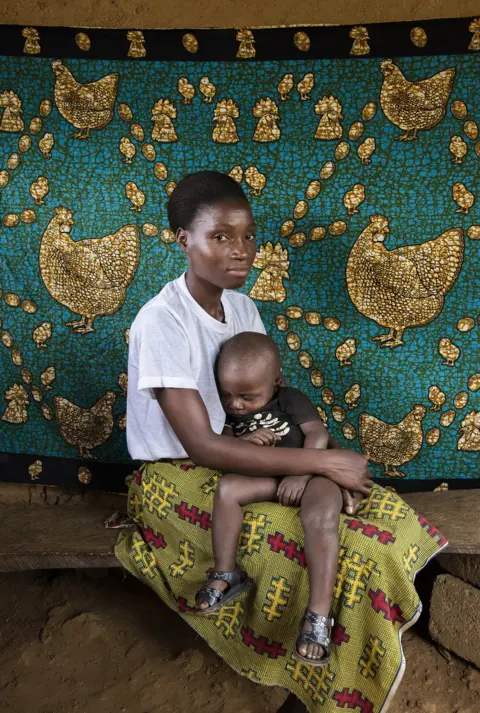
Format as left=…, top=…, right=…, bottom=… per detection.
left=230, top=237, right=248, bottom=259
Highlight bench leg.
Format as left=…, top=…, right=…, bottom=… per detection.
left=276, top=693, right=307, bottom=713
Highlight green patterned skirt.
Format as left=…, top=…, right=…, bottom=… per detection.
left=114, top=460, right=447, bottom=713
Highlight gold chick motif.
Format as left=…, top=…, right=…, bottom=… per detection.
left=39, top=132, right=54, bottom=158
left=33, top=322, right=52, bottom=349
left=245, top=166, right=266, bottom=196
left=39, top=207, right=140, bottom=334
left=349, top=26, right=370, bottom=56
left=119, top=136, right=136, bottom=163
left=30, top=176, right=49, bottom=205
left=178, top=77, right=195, bottom=105
left=468, top=18, right=480, bottom=51
left=428, top=385, right=446, bottom=411
left=41, top=366, right=56, bottom=391
left=2, top=384, right=29, bottom=424
left=127, top=30, right=146, bottom=58
left=213, top=99, right=240, bottom=144
left=346, top=215, right=464, bottom=348
left=297, top=73, right=314, bottom=101
left=249, top=242, right=290, bottom=303
left=228, top=165, right=243, bottom=183
left=450, top=135, right=467, bottom=164
left=335, top=338, right=356, bottom=366
left=277, top=73, right=294, bottom=101
left=54, top=391, right=116, bottom=459
left=151, top=99, right=178, bottom=143
left=359, top=405, right=426, bottom=477
left=126, top=182, right=145, bottom=211
left=458, top=411, right=480, bottom=451
left=199, top=77, right=216, bottom=103
left=314, top=95, right=343, bottom=140
left=253, top=98, right=280, bottom=142
left=452, top=182, right=474, bottom=214
left=438, top=337, right=461, bottom=366
left=29, top=460, right=42, bottom=480
left=236, top=29, right=256, bottom=59
left=345, top=383, right=361, bottom=409
left=0, top=91, right=24, bottom=132
left=51, top=60, right=118, bottom=139
left=344, top=184, right=365, bottom=215
left=22, top=27, right=40, bottom=55
left=380, top=59, right=455, bottom=141
left=357, top=137, right=376, bottom=165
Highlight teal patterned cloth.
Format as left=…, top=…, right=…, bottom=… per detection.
left=0, top=22, right=479, bottom=487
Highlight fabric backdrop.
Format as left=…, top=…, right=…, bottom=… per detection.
left=0, top=18, right=479, bottom=489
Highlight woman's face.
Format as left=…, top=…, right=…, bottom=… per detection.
left=178, top=199, right=257, bottom=290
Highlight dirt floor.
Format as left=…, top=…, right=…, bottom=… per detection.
left=0, top=568, right=478, bottom=713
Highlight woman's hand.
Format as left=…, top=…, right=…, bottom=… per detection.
left=277, top=475, right=312, bottom=506
left=238, top=428, right=279, bottom=447
left=317, top=449, right=373, bottom=498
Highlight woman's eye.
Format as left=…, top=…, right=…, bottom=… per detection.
left=245, top=233, right=256, bottom=241
left=214, top=234, right=229, bottom=241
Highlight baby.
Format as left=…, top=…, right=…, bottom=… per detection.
left=195, top=331, right=345, bottom=666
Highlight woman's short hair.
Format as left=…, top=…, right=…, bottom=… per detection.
left=167, top=170, right=249, bottom=232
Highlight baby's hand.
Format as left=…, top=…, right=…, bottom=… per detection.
left=239, top=428, right=279, bottom=447
left=277, top=475, right=312, bottom=506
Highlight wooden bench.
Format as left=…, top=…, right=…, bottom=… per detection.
left=0, top=487, right=479, bottom=572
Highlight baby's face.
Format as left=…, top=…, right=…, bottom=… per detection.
left=219, top=362, right=278, bottom=417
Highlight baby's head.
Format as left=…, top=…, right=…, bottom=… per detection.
left=217, top=332, right=283, bottom=417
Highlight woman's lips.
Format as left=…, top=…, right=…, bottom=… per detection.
left=227, top=267, right=250, bottom=277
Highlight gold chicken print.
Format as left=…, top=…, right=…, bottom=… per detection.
left=32, top=322, right=52, bottom=349
left=450, top=135, right=468, bottom=163
left=253, top=98, right=280, bottom=142
left=127, top=30, right=146, bottom=58
left=297, top=73, right=314, bottom=100
left=152, top=99, right=178, bottom=142
left=178, top=78, right=195, bottom=104
left=344, top=184, right=365, bottom=215
left=278, top=74, right=294, bottom=101
left=438, top=337, right=461, bottom=366
left=452, top=183, right=474, bottom=214
left=0, top=91, right=24, bottom=132
left=51, top=60, right=119, bottom=139
left=213, top=100, right=240, bottom=144
left=2, top=384, right=29, bottom=424
left=458, top=411, right=480, bottom=451
left=22, top=27, right=40, bottom=55
left=315, top=96, right=343, bottom=140
left=346, top=215, right=464, bottom=348
left=379, top=59, right=455, bottom=140
left=236, top=29, right=256, bottom=59
left=199, top=77, right=216, bottom=103
left=359, top=406, right=426, bottom=477
left=249, top=243, right=290, bottom=303
left=126, top=182, right=145, bottom=211
left=349, top=26, right=370, bottom=55
left=245, top=166, right=266, bottom=196
left=39, top=132, right=54, bottom=158
left=357, top=137, right=376, bottom=164
left=335, top=339, right=356, bottom=366
left=39, top=207, right=140, bottom=334
left=30, top=176, right=49, bottom=205
left=54, top=391, right=116, bottom=458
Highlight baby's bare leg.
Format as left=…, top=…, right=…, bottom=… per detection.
left=196, top=474, right=277, bottom=609
left=298, top=476, right=342, bottom=660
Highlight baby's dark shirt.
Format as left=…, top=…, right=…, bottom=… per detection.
left=226, top=386, right=320, bottom=448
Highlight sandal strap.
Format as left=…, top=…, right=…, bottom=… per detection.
left=196, top=586, right=225, bottom=608
left=298, top=610, right=334, bottom=651
left=206, top=567, right=245, bottom=587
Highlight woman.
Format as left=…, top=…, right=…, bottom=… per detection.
left=116, top=171, right=446, bottom=713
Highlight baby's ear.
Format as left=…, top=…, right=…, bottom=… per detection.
left=276, top=372, right=287, bottom=388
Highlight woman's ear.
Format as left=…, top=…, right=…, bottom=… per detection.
left=176, top=228, right=188, bottom=253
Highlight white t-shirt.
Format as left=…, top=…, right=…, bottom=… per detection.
left=126, top=273, right=266, bottom=461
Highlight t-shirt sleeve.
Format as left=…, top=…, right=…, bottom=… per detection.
left=249, top=299, right=266, bottom=335
left=132, top=306, right=198, bottom=397
left=278, top=387, right=320, bottom=426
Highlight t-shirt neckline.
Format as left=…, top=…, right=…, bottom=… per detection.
left=177, top=273, right=231, bottom=333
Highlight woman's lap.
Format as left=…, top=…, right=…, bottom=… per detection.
left=115, top=459, right=447, bottom=713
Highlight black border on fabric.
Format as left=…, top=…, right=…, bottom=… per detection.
left=0, top=452, right=478, bottom=493
left=0, top=18, right=478, bottom=61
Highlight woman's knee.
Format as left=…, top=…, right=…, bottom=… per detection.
left=214, top=473, right=244, bottom=503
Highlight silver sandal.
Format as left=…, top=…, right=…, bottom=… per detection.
left=194, top=566, right=250, bottom=615
left=294, top=609, right=333, bottom=667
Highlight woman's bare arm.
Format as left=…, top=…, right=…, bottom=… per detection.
left=155, top=388, right=373, bottom=496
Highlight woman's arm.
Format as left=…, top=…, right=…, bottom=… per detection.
left=155, top=388, right=373, bottom=496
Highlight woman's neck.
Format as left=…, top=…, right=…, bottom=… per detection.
left=185, top=271, right=225, bottom=322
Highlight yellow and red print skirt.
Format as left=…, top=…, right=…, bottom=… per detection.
left=114, top=459, right=447, bottom=713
